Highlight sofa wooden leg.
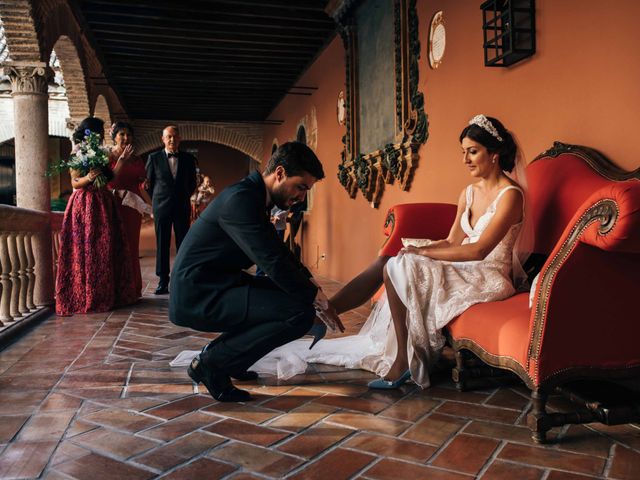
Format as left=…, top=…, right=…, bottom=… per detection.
left=452, top=349, right=469, bottom=391
left=528, top=389, right=550, bottom=444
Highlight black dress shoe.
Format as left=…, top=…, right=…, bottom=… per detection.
left=154, top=284, right=169, bottom=295
left=187, top=354, right=251, bottom=402
left=230, top=370, right=259, bottom=381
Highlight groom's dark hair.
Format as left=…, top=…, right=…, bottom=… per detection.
left=263, top=141, right=325, bottom=180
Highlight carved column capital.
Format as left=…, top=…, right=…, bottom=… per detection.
left=1, top=61, right=53, bottom=95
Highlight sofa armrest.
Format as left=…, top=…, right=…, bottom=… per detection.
left=578, top=181, right=640, bottom=253
left=527, top=184, right=640, bottom=385
left=379, top=203, right=457, bottom=257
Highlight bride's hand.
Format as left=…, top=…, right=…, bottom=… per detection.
left=402, top=245, right=430, bottom=257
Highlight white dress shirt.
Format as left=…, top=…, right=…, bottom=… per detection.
left=166, top=150, right=178, bottom=178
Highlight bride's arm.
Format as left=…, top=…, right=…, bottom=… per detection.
left=405, top=189, right=523, bottom=262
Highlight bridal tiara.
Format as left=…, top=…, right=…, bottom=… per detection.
left=469, top=114, right=503, bottom=142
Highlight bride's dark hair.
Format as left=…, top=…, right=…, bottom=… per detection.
left=459, top=116, right=517, bottom=172
left=72, top=117, right=105, bottom=144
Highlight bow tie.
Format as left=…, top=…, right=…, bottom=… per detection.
left=167, top=152, right=179, bottom=159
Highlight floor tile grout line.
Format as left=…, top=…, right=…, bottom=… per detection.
left=65, top=430, right=165, bottom=474
left=458, top=429, right=616, bottom=461
left=377, top=396, right=444, bottom=426
left=584, top=423, right=640, bottom=455
left=351, top=452, right=479, bottom=479
left=602, top=442, right=616, bottom=478
left=347, top=455, right=385, bottom=480
left=201, top=438, right=309, bottom=479
left=423, top=418, right=473, bottom=467
left=478, top=453, right=608, bottom=478
left=474, top=439, right=506, bottom=479
left=513, top=399, right=532, bottom=425
left=280, top=428, right=364, bottom=478
left=120, top=362, right=135, bottom=399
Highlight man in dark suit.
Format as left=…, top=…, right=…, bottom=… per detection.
left=169, top=142, right=343, bottom=402
left=146, top=125, right=198, bottom=294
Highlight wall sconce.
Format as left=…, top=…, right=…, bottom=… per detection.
left=481, top=0, right=535, bottom=67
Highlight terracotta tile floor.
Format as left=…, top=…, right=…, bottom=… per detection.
left=0, top=257, right=638, bottom=479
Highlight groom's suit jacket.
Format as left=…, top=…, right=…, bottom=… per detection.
left=146, top=150, right=197, bottom=219
left=169, top=171, right=318, bottom=330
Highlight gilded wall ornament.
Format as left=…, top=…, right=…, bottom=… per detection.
left=329, top=0, right=428, bottom=207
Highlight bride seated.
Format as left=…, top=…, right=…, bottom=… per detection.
left=251, top=114, right=532, bottom=389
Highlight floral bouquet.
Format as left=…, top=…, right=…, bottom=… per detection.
left=47, top=130, right=111, bottom=188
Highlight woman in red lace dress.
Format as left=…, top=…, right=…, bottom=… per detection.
left=108, top=122, right=149, bottom=297
left=55, top=117, right=137, bottom=316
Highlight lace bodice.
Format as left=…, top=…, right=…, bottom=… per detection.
left=460, top=184, right=523, bottom=265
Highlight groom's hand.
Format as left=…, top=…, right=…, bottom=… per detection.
left=314, top=288, right=329, bottom=311
left=322, top=301, right=345, bottom=333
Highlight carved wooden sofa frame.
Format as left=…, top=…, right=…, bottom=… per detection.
left=378, top=142, right=640, bottom=442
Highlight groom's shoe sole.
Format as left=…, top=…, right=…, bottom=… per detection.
left=188, top=355, right=251, bottom=402
left=231, top=370, right=259, bottom=381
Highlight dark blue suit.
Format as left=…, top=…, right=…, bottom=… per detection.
left=146, top=150, right=197, bottom=281
left=169, top=171, right=317, bottom=375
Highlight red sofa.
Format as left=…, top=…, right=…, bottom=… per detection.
left=379, top=142, right=640, bottom=442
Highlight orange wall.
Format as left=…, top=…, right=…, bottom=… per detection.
left=263, top=0, right=640, bottom=283
left=180, top=141, right=251, bottom=199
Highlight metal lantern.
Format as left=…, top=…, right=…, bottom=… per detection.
left=481, top=0, right=536, bottom=67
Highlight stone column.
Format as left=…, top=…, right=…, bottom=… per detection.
left=2, top=61, right=55, bottom=306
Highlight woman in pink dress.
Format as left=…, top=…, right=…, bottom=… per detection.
left=55, top=117, right=137, bottom=316
left=108, top=122, right=149, bottom=297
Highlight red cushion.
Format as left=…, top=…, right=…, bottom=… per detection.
left=448, top=294, right=531, bottom=371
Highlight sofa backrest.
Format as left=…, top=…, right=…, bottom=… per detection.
left=526, top=143, right=634, bottom=255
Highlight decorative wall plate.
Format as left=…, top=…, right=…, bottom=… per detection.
left=428, top=10, right=446, bottom=69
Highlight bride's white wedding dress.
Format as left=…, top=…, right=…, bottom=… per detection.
left=171, top=185, right=524, bottom=388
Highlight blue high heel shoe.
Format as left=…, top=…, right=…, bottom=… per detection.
left=307, top=322, right=327, bottom=350
left=367, top=369, right=411, bottom=389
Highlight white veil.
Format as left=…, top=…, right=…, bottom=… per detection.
left=505, top=134, right=534, bottom=291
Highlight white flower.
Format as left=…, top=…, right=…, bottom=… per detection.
left=86, top=148, right=96, bottom=158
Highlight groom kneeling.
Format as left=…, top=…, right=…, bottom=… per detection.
left=169, top=142, right=342, bottom=402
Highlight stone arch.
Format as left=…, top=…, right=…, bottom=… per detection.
left=93, top=95, right=111, bottom=127
left=50, top=35, right=90, bottom=123
left=137, top=123, right=262, bottom=161
left=0, top=0, right=42, bottom=62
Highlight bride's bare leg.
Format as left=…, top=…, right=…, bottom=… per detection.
left=383, top=265, right=409, bottom=380
left=329, top=256, right=390, bottom=314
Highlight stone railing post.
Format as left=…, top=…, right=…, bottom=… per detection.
left=0, top=233, right=12, bottom=324
left=24, top=233, right=37, bottom=311
left=7, top=234, right=21, bottom=320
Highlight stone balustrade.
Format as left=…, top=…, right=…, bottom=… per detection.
left=0, top=205, right=63, bottom=335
